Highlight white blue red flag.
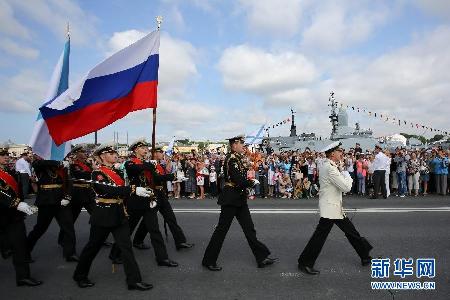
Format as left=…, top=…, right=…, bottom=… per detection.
left=40, top=30, right=160, bottom=145
left=29, top=36, right=71, bottom=160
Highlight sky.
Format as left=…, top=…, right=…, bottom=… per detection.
left=1, top=0, right=450, bottom=145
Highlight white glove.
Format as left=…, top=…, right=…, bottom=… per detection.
left=252, top=179, right=260, bottom=186
left=17, top=202, right=35, bottom=215
left=149, top=200, right=157, bottom=209
left=61, top=199, right=70, bottom=206
left=61, top=161, right=70, bottom=168
left=136, top=187, right=152, bottom=197
left=341, top=170, right=351, bottom=178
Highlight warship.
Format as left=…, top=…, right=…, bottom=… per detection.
left=264, top=92, right=404, bottom=152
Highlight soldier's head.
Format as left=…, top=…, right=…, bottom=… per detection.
left=94, top=143, right=118, bottom=166
left=322, top=142, right=343, bottom=162
left=71, top=144, right=88, bottom=160
left=154, top=147, right=164, bottom=160
left=129, top=139, right=149, bottom=159
left=228, top=135, right=245, bottom=154
left=0, top=147, right=9, bottom=165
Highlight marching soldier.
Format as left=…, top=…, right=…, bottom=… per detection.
left=109, top=139, right=179, bottom=267
left=73, top=143, right=153, bottom=290
left=202, top=135, right=277, bottom=271
left=297, top=141, right=373, bottom=275
left=133, top=147, right=194, bottom=251
left=0, top=146, right=42, bottom=286
left=27, top=155, right=78, bottom=262
left=58, top=145, right=96, bottom=246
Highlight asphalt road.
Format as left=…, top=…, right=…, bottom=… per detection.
left=1, top=195, right=449, bottom=300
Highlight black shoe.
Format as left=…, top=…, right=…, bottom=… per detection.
left=76, top=278, right=95, bottom=288
left=66, top=255, right=80, bottom=262
left=257, top=257, right=278, bottom=268
left=128, top=282, right=153, bottom=291
left=176, top=242, right=194, bottom=250
left=202, top=263, right=222, bottom=271
left=17, top=278, right=43, bottom=287
left=109, top=255, right=123, bottom=265
left=133, top=242, right=151, bottom=250
left=298, top=264, right=320, bottom=275
left=361, top=256, right=372, bottom=266
left=157, top=259, right=179, bottom=267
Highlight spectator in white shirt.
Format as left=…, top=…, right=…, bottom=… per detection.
left=371, top=145, right=389, bottom=199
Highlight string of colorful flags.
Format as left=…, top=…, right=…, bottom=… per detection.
left=335, top=101, right=449, bottom=136
left=263, top=116, right=291, bottom=132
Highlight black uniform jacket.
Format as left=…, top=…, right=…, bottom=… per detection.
left=70, top=160, right=95, bottom=204
left=0, top=166, right=24, bottom=228
left=125, top=157, right=173, bottom=211
left=33, top=160, right=65, bottom=206
left=90, top=166, right=132, bottom=228
left=217, top=152, right=254, bottom=207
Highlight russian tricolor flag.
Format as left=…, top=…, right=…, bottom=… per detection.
left=40, top=30, right=160, bottom=146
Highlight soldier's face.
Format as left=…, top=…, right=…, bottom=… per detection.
left=77, top=151, right=87, bottom=160
left=101, top=152, right=118, bottom=164
left=135, top=146, right=148, bottom=158
left=0, top=154, right=8, bottom=165
left=232, top=140, right=245, bottom=153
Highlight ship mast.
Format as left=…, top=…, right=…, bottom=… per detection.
left=328, top=92, right=339, bottom=140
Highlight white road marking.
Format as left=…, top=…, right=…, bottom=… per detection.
left=171, top=207, right=450, bottom=214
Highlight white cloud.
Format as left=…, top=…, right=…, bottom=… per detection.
left=237, top=0, right=306, bottom=37
left=6, top=0, right=99, bottom=46
left=0, top=37, right=39, bottom=59
left=218, top=45, right=319, bottom=95
left=0, top=0, right=31, bottom=39
left=302, top=0, right=389, bottom=51
left=0, top=69, right=47, bottom=113
left=217, top=25, right=450, bottom=138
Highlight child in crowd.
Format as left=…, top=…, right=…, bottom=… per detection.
left=209, top=166, right=217, bottom=197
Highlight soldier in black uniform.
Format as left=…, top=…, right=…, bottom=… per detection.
left=58, top=145, right=96, bottom=246
left=26, top=156, right=78, bottom=262
left=109, top=139, right=179, bottom=267
left=202, top=135, right=277, bottom=271
left=0, top=146, right=42, bottom=286
left=73, top=143, right=153, bottom=291
left=133, top=147, right=194, bottom=251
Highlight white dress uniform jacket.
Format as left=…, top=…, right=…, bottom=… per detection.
left=318, top=159, right=353, bottom=219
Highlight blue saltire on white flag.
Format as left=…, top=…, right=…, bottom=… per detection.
left=29, top=36, right=71, bottom=160
left=165, top=136, right=176, bottom=156
left=245, top=124, right=266, bottom=145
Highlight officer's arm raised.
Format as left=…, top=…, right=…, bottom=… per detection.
left=328, top=166, right=353, bottom=193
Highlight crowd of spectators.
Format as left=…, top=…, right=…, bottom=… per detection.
left=5, top=143, right=449, bottom=200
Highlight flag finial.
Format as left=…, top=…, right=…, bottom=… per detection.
left=66, top=22, right=70, bottom=38
left=156, top=16, right=163, bottom=31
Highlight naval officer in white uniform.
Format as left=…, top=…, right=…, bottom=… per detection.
left=297, top=141, right=373, bottom=275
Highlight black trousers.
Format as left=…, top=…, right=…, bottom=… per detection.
left=73, top=222, right=142, bottom=285
left=372, top=170, right=387, bottom=198
left=27, top=205, right=76, bottom=258
left=133, top=196, right=186, bottom=246
left=19, top=173, right=30, bottom=197
left=58, top=199, right=95, bottom=245
left=298, top=217, right=372, bottom=267
left=202, top=204, right=270, bottom=265
left=110, top=209, right=168, bottom=261
left=1, top=221, right=31, bottom=280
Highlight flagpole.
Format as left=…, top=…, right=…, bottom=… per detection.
left=151, top=16, right=163, bottom=159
